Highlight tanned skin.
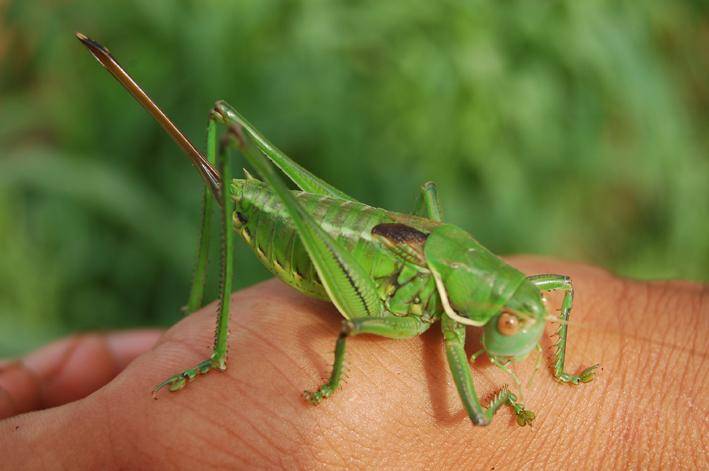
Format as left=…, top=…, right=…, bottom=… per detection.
left=0, top=256, right=706, bottom=469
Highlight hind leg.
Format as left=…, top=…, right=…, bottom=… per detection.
left=153, top=118, right=236, bottom=395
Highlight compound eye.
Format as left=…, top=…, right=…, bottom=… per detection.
left=497, top=311, right=521, bottom=336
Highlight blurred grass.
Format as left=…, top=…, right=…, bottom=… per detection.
left=1, top=0, right=707, bottom=355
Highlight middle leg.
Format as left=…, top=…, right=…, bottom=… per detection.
left=442, top=315, right=535, bottom=426
left=304, top=315, right=431, bottom=404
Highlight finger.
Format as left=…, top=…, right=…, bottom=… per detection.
left=0, top=329, right=162, bottom=419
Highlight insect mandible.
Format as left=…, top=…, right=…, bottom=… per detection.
left=76, top=33, right=598, bottom=427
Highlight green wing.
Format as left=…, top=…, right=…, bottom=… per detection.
left=222, top=118, right=383, bottom=319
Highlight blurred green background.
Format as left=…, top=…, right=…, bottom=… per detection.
left=1, top=1, right=707, bottom=356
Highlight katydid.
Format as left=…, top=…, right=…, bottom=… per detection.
left=76, top=33, right=598, bottom=427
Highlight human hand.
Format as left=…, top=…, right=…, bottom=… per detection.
left=0, top=256, right=705, bottom=469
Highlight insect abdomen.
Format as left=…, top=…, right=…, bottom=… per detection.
left=231, top=179, right=402, bottom=300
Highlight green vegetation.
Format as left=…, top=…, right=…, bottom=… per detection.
left=1, top=1, right=707, bottom=355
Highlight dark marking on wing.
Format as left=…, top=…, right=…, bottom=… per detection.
left=371, top=223, right=429, bottom=265
left=371, top=223, right=428, bottom=245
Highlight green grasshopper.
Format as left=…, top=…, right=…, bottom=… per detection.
left=76, top=33, right=598, bottom=427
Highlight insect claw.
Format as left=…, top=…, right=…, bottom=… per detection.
left=303, top=389, right=325, bottom=405
left=152, top=374, right=184, bottom=398
left=579, top=364, right=600, bottom=383
left=514, top=408, right=536, bottom=427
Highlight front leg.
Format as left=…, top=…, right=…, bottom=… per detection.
left=528, top=274, right=599, bottom=384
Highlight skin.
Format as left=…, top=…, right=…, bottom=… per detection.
left=0, top=256, right=706, bottom=469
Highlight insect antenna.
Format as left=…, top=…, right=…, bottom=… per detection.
left=75, top=32, right=222, bottom=202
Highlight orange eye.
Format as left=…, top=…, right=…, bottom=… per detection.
left=497, top=311, right=521, bottom=336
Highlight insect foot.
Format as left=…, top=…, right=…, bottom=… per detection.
left=152, top=358, right=218, bottom=398
left=557, top=364, right=600, bottom=385
left=303, top=322, right=352, bottom=405
left=514, top=408, right=536, bottom=427
left=303, top=386, right=334, bottom=406
left=506, top=391, right=535, bottom=427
